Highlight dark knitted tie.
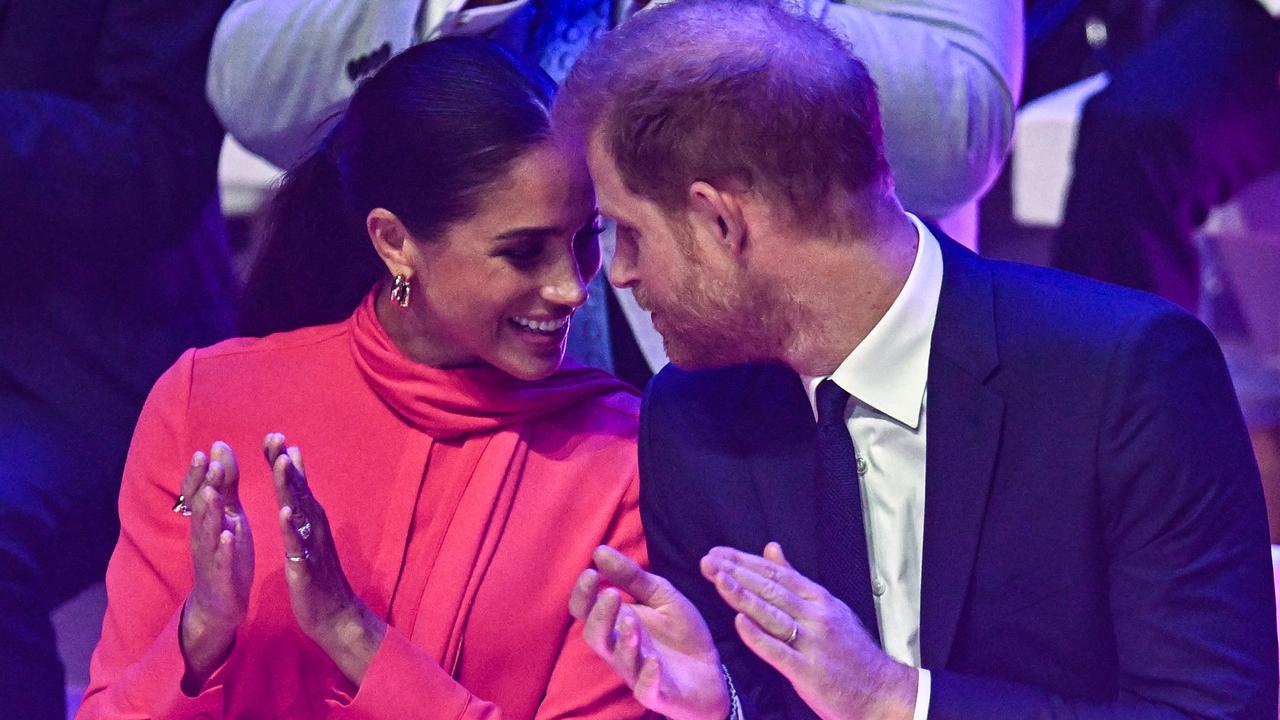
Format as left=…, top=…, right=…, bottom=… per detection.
left=814, top=379, right=880, bottom=644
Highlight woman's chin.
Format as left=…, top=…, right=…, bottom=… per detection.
left=494, top=319, right=570, bottom=380
left=492, top=345, right=565, bottom=381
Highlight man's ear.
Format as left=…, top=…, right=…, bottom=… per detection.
left=367, top=208, right=415, bottom=277
left=688, top=181, right=747, bottom=256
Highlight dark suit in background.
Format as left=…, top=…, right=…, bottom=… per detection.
left=640, top=236, right=1277, bottom=718
left=0, top=1, right=235, bottom=716
left=1052, top=0, right=1280, bottom=312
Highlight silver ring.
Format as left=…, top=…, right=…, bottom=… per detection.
left=783, top=623, right=799, bottom=646
left=285, top=548, right=311, bottom=563
left=295, top=518, right=313, bottom=541
left=172, top=495, right=192, bottom=516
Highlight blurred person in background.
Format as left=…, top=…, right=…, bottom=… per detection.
left=205, top=0, right=1023, bottom=387
left=1052, top=0, right=1280, bottom=312
left=77, top=38, right=648, bottom=719
left=0, top=2, right=236, bottom=718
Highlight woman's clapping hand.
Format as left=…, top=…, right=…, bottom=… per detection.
left=176, top=436, right=386, bottom=690
left=179, top=442, right=254, bottom=689
left=264, top=434, right=387, bottom=685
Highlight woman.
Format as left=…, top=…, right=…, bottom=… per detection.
left=78, top=38, right=647, bottom=719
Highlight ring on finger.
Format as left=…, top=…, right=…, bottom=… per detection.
left=294, top=517, right=313, bottom=541
left=783, top=623, right=799, bottom=646
left=285, top=548, right=311, bottom=563
left=172, top=494, right=192, bottom=516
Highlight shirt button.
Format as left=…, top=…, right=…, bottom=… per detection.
left=872, top=578, right=887, bottom=596
left=856, top=457, right=868, bottom=475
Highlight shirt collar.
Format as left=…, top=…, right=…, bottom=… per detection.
left=801, top=214, right=943, bottom=429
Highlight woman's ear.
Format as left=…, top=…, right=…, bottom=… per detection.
left=687, top=181, right=747, bottom=256
left=367, top=208, right=414, bottom=276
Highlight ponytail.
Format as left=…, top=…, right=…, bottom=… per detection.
left=239, top=37, right=559, bottom=337
left=238, top=131, right=384, bottom=337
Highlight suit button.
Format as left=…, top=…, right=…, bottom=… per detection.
left=856, top=457, right=868, bottom=475
left=872, top=578, right=887, bottom=596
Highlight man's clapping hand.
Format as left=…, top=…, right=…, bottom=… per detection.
left=701, top=543, right=917, bottom=720
left=569, top=546, right=731, bottom=720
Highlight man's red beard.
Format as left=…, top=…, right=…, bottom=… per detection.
left=640, top=271, right=792, bottom=370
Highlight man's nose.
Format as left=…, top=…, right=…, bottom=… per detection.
left=608, top=250, right=637, bottom=289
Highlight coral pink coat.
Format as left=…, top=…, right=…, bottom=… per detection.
left=78, top=295, right=649, bottom=719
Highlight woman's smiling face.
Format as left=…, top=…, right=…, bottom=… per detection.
left=384, top=138, right=603, bottom=381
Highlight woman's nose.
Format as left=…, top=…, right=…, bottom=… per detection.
left=542, top=268, right=588, bottom=308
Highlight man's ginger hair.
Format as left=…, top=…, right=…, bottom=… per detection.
left=555, top=0, right=891, bottom=230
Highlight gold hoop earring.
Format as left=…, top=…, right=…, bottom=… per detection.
left=390, top=274, right=412, bottom=308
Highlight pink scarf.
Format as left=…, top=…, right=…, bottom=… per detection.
left=348, top=290, right=636, bottom=439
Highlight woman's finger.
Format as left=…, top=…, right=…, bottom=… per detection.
left=274, top=450, right=322, bottom=547
left=190, top=485, right=224, bottom=570
left=177, top=450, right=208, bottom=515
left=286, top=445, right=306, bottom=475
left=263, top=432, right=288, bottom=468
left=279, top=505, right=312, bottom=573
left=210, top=441, right=241, bottom=513
left=269, top=449, right=296, bottom=511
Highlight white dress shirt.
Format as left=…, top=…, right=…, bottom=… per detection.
left=799, top=213, right=943, bottom=720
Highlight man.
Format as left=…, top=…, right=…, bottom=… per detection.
left=204, top=0, right=1022, bottom=385
left=558, top=0, right=1278, bottom=717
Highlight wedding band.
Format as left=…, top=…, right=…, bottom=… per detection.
left=295, top=518, right=313, bottom=541
left=783, top=623, right=799, bottom=646
left=172, top=495, right=192, bottom=516
left=285, top=548, right=311, bottom=563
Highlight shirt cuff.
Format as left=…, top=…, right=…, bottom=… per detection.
left=911, top=668, right=931, bottom=720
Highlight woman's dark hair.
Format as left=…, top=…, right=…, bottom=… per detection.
left=239, top=37, right=559, bottom=336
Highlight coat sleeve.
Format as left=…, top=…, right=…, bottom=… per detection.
left=0, top=0, right=227, bottom=261
left=327, top=471, right=650, bottom=720
left=77, top=351, right=236, bottom=719
left=928, top=308, right=1278, bottom=719
left=820, top=0, right=1023, bottom=218
left=206, top=0, right=422, bottom=168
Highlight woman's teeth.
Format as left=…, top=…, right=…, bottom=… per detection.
left=511, top=316, right=569, bottom=334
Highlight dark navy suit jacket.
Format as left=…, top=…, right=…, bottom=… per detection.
left=639, top=236, right=1278, bottom=719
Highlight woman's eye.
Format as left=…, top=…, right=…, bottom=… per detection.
left=575, top=223, right=606, bottom=245
left=499, top=244, right=541, bottom=264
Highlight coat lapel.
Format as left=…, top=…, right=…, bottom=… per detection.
left=741, top=364, right=822, bottom=580
left=919, top=237, right=1004, bottom=668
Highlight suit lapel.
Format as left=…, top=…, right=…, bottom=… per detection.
left=919, top=236, right=1004, bottom=668
left=741, top=364, right=822, bottom=580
